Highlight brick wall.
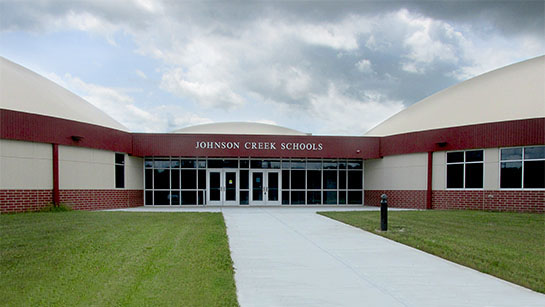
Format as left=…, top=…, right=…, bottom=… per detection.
left=0, top=190, right=53, bottom=213
left=364, top=190, right=427, bottom=209
left=59, top=190, right=143, bottom=211
left=0, top=189, right=143, bottom=213
left=432, top=190, right=545, bottom=213
left=365, top=189, right=544, bottom=213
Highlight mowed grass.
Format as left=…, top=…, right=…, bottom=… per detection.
left=0, top=211, right=238, bottom=306
left=319, top=210, right=545, bottom=293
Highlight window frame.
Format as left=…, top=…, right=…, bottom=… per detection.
left=115, top=153, right=125, bottom=189
left=445, top=149, right=484, bottom=190
left=499, top=146, right=545, bottom=190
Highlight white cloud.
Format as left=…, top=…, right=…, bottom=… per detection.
left=396, top=9, right=462, bottom=74
left=135, top=69, right=147, bottom=79
left=449, top=34, right=545, bottom=80
left=293, top=16, right=371, bottom=51
left=355, top=59, right=373, bottom=74
left=308, top=83, right=405, bottom=135
left=160, top=68, right=245, bottom=109
left=55, top=73, right=210, bottom=132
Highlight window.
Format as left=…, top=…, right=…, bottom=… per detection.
left=115, top=153, right=125, bottom=188
left=446, top=150, right=483, bottom=189
left=501, top=146, right=545, bottom=189
left=143, top=157, right=365, bottom=205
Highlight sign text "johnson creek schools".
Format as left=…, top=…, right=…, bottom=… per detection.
left=195, top=141, right=323, bottom=151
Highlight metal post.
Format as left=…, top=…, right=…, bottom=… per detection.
left=380, top=194, right=388, bottom=231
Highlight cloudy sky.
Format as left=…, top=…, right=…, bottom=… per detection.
left=1, top=0, right=543, bottom=135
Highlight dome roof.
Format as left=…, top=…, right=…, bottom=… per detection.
left=365, top=55, right=545, bottom=136
left=172, top=122, right=308, bottom=135
left=0, top=56, right=128, bottom=131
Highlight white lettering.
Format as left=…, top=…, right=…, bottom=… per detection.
left=194, top=140, right=322, bottom=151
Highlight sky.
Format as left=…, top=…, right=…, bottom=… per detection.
left=1, top=0, right=543, bottom=135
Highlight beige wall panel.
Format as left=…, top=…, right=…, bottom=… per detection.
left=0, top=140, right=52, bottom=189
left=126, top=156, right=143, bottom=189
left=58, top=145, right=115, bottom=189
left=0, top=157, right=53, bottom=189
left=484, top=148, right=499, bottom=190
left=59, top=145, right=112, bottom=164
left=432, top=151, right=446, bottom=190
left=0, top=139, right=51, bottom=159
left=364, top=153, right=427, bottom=190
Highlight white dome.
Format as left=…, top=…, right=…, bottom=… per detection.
left=172, top=122, right=308, bottom=135
left=0, top=56, right=128, bottom=131
left=365, top=55, right=545, bottom=136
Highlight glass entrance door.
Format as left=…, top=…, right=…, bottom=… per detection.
left=250, top=170, right=281, bottom=205
left=207, top=169, right=238, bottom=205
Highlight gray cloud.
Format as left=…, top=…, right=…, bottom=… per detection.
left=1, top=0, right=543, bottom=134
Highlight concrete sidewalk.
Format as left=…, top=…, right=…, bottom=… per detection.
left=222, top=207, right=545, bottom=307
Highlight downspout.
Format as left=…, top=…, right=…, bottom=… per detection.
left=52, top=144, right=59, bottom=206
left=426, top=151, right=433, bottom=209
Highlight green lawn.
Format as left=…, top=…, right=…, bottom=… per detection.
left=0, top=211, right=238, bottom=306
left=319, top=210, right=545, bottom=294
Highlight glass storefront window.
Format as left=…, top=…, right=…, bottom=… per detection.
left=153, top=169, right=169, bottom=189
left=171, top=169, right=180, bottom=189
left=323, top=171, right=337, bottom=189
left=291, top=160, right=305, bottom=169
left=180, top=159, right=196, bottom=168
left=291, top=170, right=305, bottom=189
left=170, top=159, right=180, bottom=168
left=307, top=170, right=321, bottom=189
left=307, top=191, right=321, bottom=204
left=144, top=157, right=365, bottom=205
left=240, top=160, right=249, bottom=168
left=323, top=191, right=337, bottom=204
left=181, top=170, right=196, bottom=189
left=291, top=191, right=305, bottom=204
left=347, top=161, right=363, bottom=169
left=307, top=160, right=322, bottom=170
left=153, top=159, right=170, bottom=169
left=323, top=161, right=337, bottom=169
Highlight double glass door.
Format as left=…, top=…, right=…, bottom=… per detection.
left=250, top=170, right=280, bottom=205
left=207, top=169, right=238, bottom=205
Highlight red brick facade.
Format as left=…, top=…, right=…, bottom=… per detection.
left=0, top=189, right=143, bottom=213
left=365, top=189, right=545, bottom=212
left=0, top=190, right=53, bottom=213
left=432, top=190, right=545, bottom=213
left=364, top=190, right=427, bottom=209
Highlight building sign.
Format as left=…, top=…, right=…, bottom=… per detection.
left=195, top=141, right=323, bottom=151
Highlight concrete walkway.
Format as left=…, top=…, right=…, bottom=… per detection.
left=108, top=206, right=545, bottom=306
left=222, top=207, right=544, bottom=307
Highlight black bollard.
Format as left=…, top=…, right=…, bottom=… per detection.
left=380, top=194, right=388, bottom=231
